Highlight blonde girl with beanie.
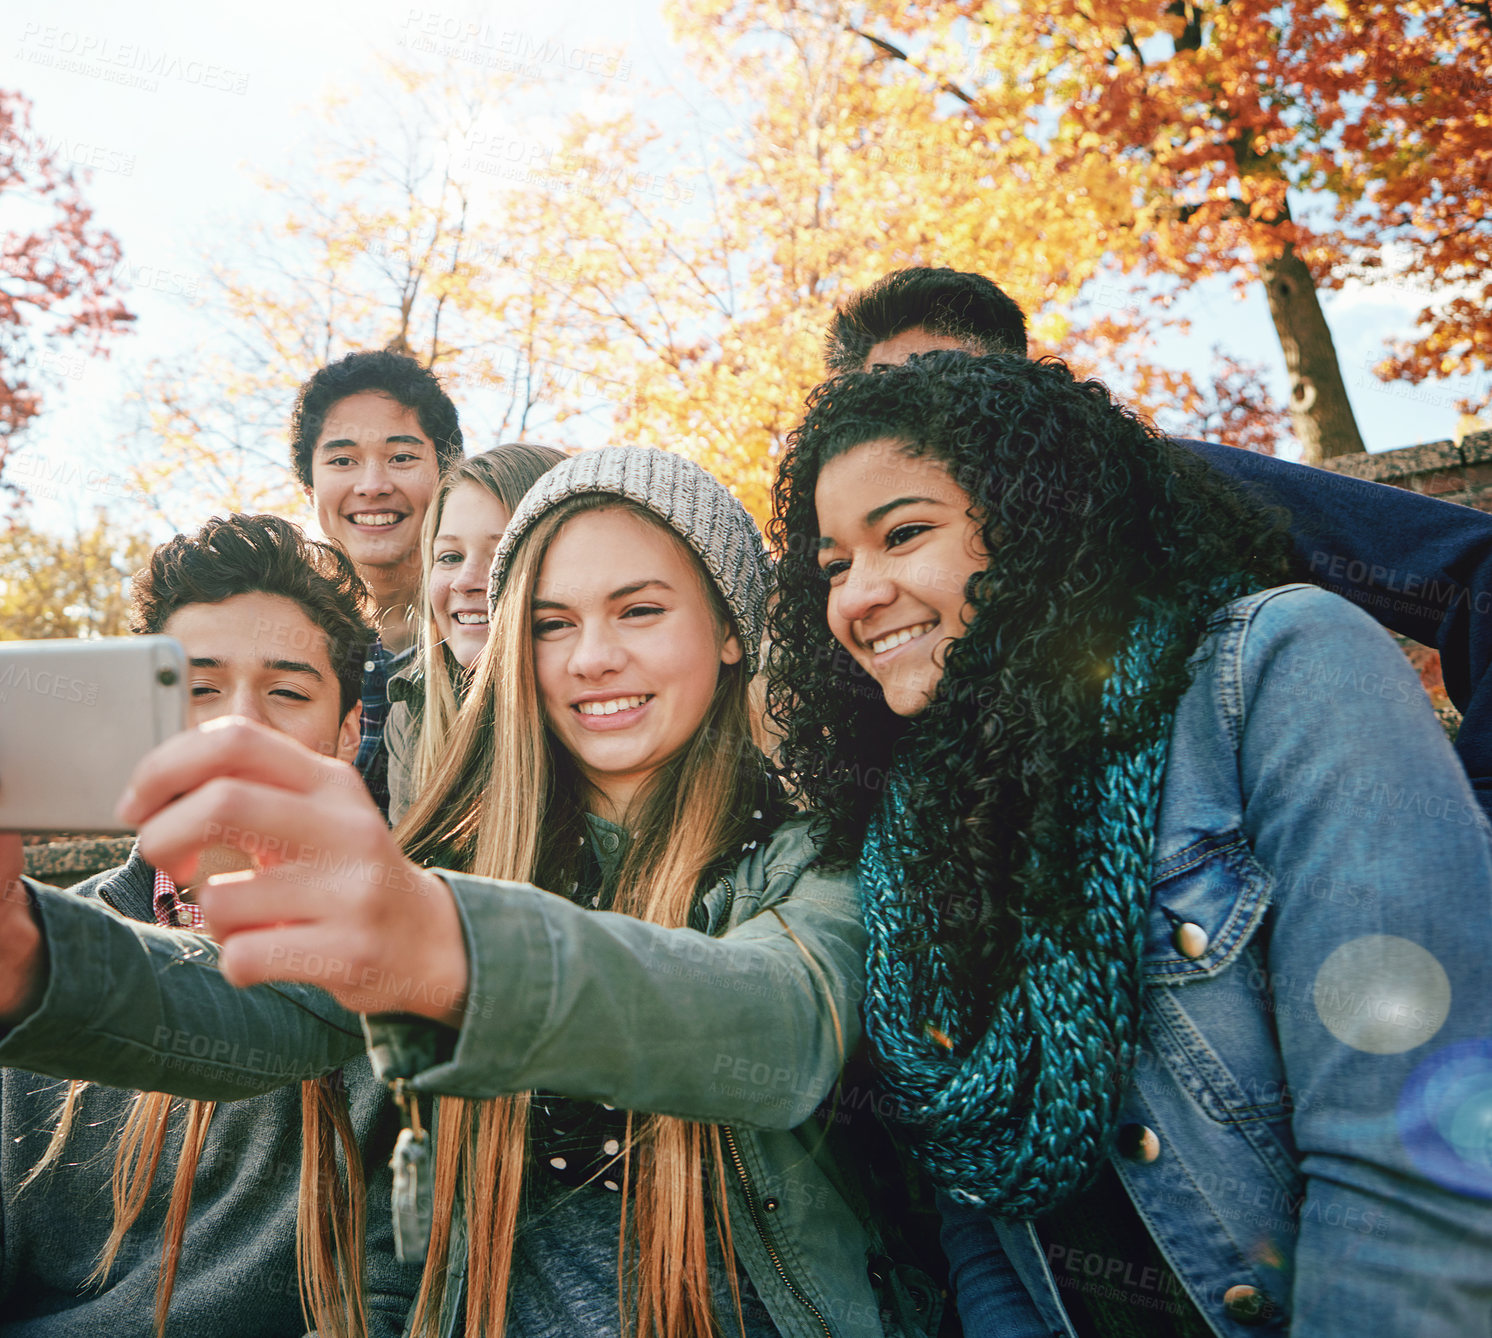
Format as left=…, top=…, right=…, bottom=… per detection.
left=18, top=448, right=942, bottom=1336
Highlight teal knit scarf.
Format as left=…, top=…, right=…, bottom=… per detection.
left=859, top=618, right=1178, bottom=1217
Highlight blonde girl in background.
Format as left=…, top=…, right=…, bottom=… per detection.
left=385, top=443, right=565, bottom=822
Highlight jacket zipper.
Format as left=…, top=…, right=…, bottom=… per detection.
left=716, top=876, right=737, bottom=930
left=721, top=1124, right=834, bottom=1338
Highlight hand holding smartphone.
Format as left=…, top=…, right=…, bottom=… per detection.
left=0, top=636, right=188, bottom=834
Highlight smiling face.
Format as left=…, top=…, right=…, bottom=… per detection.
left=429, top=481, right=512, bottom=671
left=162, top=590, right=361, bottom=760
left=310, top=390, right=440, bottom=575
left=531, top=506, right=742, bottom=818
left=814, top=439, right=988, bottom=716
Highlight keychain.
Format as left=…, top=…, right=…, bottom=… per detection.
left=389, top=1078, right=432, bottom=1264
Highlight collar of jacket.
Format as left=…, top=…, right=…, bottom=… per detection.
left=583, top=812, right=629, bottom=883
left=387, top=657, right=424, bottom=707
left=77, top=846, right=156, bottom=923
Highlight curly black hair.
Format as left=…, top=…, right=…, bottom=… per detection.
left=767, top=353, right=1291, bottom=1008
left=289, top=350, right=463, bottom=490
left=131, top=513, right=375, bottom=716
left=823, top=267, right=1029, bottom=373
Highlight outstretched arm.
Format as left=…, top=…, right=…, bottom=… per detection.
left=0, top=823, right=364, bottom=1099
left=363, top=838, right=864, bottom=1129
left=122, top=718, right=864, bottom=1129
left=0, top=878, right=365, bottom=1098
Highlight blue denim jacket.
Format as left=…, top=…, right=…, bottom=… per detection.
left=940, top=585, right=1492, bottom=1337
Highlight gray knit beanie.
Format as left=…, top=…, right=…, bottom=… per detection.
left=488, top=447, right=770, bottom=673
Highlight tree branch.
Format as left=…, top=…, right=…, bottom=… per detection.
left=1454, top=0, right=1492, bottom=30
left=1167, top=0, right=1206, bottom=52
left=1121, top=24, right=1147, bottom=68
left=844, top=25, right=980, bottom=109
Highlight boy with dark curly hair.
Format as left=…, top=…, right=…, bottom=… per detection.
left=826, top=267, right=1492, bottom=818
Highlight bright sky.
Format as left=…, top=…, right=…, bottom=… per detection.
left=3, top=0, right=1483, bottom=539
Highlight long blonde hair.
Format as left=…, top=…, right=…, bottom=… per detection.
left=398, top=496, right=767, bottom=1337
left=22, top=1076, right=365, bottom=1338
left=414, top=444, right=567, bottom=795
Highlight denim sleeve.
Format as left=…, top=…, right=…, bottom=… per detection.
left=1187, top=440, right=1492, bottom=813
left=1235, top=586, right=1492, bottom=1333
left=0, top=880, right=363, bottom=1099
left=367, top=860, right=866, bottom=1129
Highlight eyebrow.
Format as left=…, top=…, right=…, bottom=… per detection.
left=818, top=495, right=945, bottom=548
left=532, top=579, right=676, bottom=611
left=189, top=656, right=324, bottom=679
left=314, top=434, right=427, bottom=452
left=867, top=495, right=942, bottom=525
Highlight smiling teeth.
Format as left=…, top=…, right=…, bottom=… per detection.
left=453, top=612, right=489, bottom=625
left=577, top=695, right=650, bottom=716
left=870, top=622, right=936, bottom=655
left=351, top=512, right=400, bottom=526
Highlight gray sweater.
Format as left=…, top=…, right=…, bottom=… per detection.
left=0, top=852, right=420, bottom=1337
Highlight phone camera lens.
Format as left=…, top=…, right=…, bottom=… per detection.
left=157, top=668, right=178, bottom=686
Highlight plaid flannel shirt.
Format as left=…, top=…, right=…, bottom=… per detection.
left=354, top=637, right=415, bottom=819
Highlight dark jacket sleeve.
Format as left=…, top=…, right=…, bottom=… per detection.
left=0, top=880, right=365, bottom=1099
left=1183, top=440, right=1492, bottom=812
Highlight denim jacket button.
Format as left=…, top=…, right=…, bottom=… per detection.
left=1173, top=921, right=1210, bottom=959
left=1116, top=1123, right=1161, bottom=1163
left=1222, top=1284, right=1274, bottom=1324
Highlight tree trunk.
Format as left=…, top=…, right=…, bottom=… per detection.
left=1254, top=240, right=1365, bottom=465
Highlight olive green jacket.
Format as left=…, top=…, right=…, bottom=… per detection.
left=0, top=852, right=420, bottom=1337
left=2, top=816, right=942, bottom=1338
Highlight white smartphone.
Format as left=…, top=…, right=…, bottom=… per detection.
left=0, top=636, right=188, bottom=834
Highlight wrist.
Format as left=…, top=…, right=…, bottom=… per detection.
left=411, top=868, right=470, bottom=1029
left=0, top=883, right=47, bottom=1026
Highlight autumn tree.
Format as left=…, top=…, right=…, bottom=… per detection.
left=0, top=509, right=153, bottom=641
left=122, top=28, right=1297, bottom=526
left=1189, top=349, right=1289, bottom=455
left=0, top=89, right=134, bottom=490
left=810, top=0, right=1492, bottom=464
left=1342, top=1, right=1492, bottom=406
left=122, top=60, right=593, bottom=528
left=492, top=3, right=1265, bottom=517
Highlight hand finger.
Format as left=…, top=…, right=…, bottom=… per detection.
left=195, top=851, right=428, bottom=941
left=217, top=921, right=466, bottom=1018
left=195, top=867, right=323, bottom=939
left=136, top=771, right=386, bottom=888
left=217, top=923, right=364, bottom=995
left=118, top=717, right=339, bottom=827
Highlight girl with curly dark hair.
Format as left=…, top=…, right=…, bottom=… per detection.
left=768, top=352, right=1492, bottom=1336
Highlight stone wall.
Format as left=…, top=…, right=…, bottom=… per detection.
left=1321, top=428, right=1492, bottom=511
left=23, top=836, right=134, bottom=889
